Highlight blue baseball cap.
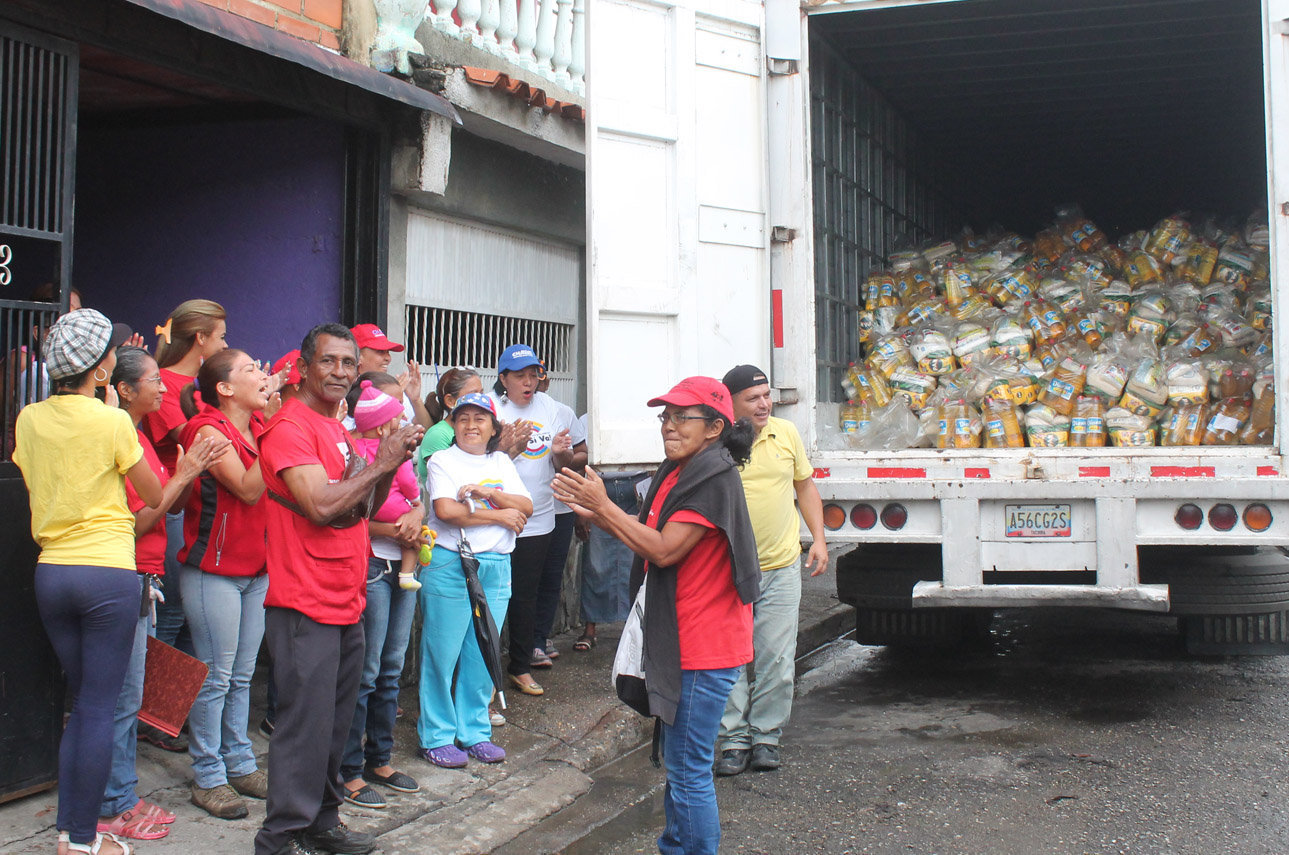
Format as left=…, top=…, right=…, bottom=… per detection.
left=498, top=343, right=542, bottom=374
left=451, top=392, right=497, bottom=418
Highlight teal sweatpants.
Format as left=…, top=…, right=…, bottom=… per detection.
left=416, top=548, right=512, bottom=749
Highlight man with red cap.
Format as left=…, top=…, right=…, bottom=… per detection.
left=349, top=324, right=432, bottom=428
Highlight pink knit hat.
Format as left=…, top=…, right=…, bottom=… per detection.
left=352, top=380, right=405, bottom=431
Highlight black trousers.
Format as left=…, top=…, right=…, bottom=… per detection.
left=506, top=531, right=553, bottom=676
left=254, top=607, right=364, bottom=855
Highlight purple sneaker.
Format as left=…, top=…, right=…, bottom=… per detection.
left=418, top=745, right=468, bottom=768
left=465, top=741, right=506, bottom=764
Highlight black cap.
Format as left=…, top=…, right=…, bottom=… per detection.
left=722, top=364, right=768, bottom=396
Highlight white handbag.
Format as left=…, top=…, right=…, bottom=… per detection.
left=611, top=583, right=650, bottom=715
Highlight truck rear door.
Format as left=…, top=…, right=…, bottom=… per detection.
left=586, top=0, right=775, bottom=465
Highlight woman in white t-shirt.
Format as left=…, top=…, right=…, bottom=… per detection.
left=490, top=344, right=587, bottom=696
left=417, top=393, right=533, bottom=769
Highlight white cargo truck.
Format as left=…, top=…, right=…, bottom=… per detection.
left=586, top=0, right=1289, bottom=652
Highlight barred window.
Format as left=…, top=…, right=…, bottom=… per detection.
left=404, top=305, right=575, bottom=375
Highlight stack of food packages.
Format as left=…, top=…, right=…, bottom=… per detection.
left=838, top=206, right=1276, bottom=450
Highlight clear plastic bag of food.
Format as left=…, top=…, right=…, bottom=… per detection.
left=982, top=394, right=1026, bottom=449
left=1024, top=404, right=1071, bottom=447
left=1124, top=250, right=1164, bottom=288
left=1022, top=299, right=1067, bottom=345
left=1126, top=290, right=1173, bottom=343
left=867, top=334, right=914, bottom=378
left=1085, top=348, right=1130, bottom=401
left=1119, top=338, right=1168, bottom=419
left=984, top=259, right=1040, bottom=306
left=1165, top=360, right=1209, bottom=406
left=1202, top=397, right=1251, bottom=445
left=855, top=399, right=921, bottom=450
left=888, top=366, right=938, bottom=411
left=1237, top=381, right=1275, bottom=445
left=1038, top=354, right=1089, bottom=416
left=1212, top=238, right=1255, bottom=288
left=1054, top=204, right=1108, bottom=252
left=1143, top=214, right=1192, bottom=265
left=1177, top=238, right=1218, bottom=285
left=1105, top=407, right=1157, bottom=447
left=936, top=399, right=981, bottom=449
left=1069, top=395, right=1107, bottom=447
left=1098, top=280, right=1134, bottom=318
left=989, top=313, right=1034, bottom=361
left=909, top=326, right=957, bottom=375
left=951, top=320, right=993, bottom=368
left=1159, top=403, right=1208, bottom=446
left=1039, top=276, right=1085, bottom=315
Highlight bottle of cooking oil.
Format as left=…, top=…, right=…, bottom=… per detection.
left=1237, top=382, right=1275, bottom=445
left=841, top=400, right=861, bottom=434
left=1039, top=356, right=1087, bottom=417
left=1069, top=396, right=1106, bottom=447
left=982, top=395, right=1024, bottom=449
left=1202, top=397, right=1252, bottom=445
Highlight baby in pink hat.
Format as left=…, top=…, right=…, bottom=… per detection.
left=352, top=378, right=427, bottom=590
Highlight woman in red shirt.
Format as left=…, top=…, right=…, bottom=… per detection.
left=176, top=348, right=273, bottom=820
left=554, top=377, right=760, bottom=855
left=141, top=299, right=229, bottom=685
left=101, top=346, right=226, bottom=844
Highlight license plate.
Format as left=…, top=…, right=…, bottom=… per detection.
left=1005, top=504, right=1072, bottom=538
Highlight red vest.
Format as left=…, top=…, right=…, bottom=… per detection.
left=178, top=404, right=267, bottom=577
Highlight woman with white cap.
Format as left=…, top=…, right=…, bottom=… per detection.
left=14, top=309, right=164, bottom=855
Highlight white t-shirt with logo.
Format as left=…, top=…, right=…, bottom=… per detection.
left=554, top=404, right=587, bottom=515
left=426, top=444, right=531, bottom=555
left=492, top=390, right=573, bottom=537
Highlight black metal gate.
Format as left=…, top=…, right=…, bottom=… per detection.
left=1, top=19, right=77, bottom=457
left=0, top=16, right=76, bottom=804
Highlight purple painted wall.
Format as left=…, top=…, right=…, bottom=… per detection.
left=73, top=116, right=345, bottom=364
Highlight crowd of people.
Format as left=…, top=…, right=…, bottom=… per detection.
left=15, top=296, right=827, bottom=855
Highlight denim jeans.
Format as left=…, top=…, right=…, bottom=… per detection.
left=417, top=549, right=511, bottom=749
left=155, top=512, right=191, bottom=654
left=341, top=557, right=418, bottom=781
left=579, top=476, right=641, bottom=624
left=102, top=576, right=151, bottom=817
left=659, top=667, right=741, bottom=855
left=182, top=567, right=268, bottom=789
left=34, top=564, right=138, bottom=845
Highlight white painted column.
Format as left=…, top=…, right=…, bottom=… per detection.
left=458, top=0, right=483, bottom=43
left=568, top=0, right=585, bottom=91
left=534, top=0, right=557, bottom=75
left=430, top=0, right=459, bottom=34
left=497, top=0, right=519, bottom=59
left=552, top=0, right=573, bottom=85
left=515, top=0, right=537, bottom=69
left=477, top=0, right=501, bottom=51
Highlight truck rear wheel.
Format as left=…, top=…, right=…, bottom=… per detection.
left=1140, top=547, right=1289, bottom=655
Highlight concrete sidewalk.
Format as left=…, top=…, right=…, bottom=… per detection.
left=0, top=571, right=849, bottom=855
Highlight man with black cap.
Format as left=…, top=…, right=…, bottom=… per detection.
left=714, top=364, right=828, bottom=777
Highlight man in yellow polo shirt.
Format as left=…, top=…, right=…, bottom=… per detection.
left=715, top=365, right=828, bottom=776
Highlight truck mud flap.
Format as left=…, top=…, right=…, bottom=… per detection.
left=853, top=607, right=992, bottom=648
left=1182, top=613, right=1289, bottom=656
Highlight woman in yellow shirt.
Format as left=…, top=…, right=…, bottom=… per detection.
left=14, top=309, right=163, bottom=855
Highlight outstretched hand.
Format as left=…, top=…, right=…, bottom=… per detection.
left=552, top=466, right=608, bottom=520
left=374, top=423, right=425, bottom=471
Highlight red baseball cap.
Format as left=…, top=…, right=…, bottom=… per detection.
left=351, top=323, right=405, bottom=353
left=272, top=349, right=302, bottom=386
left=647, top=376, right=735, bottom=425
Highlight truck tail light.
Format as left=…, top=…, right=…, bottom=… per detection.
left=1209, top=503, right=1238, bottom=532
left=1244, top=503, right=1273, bottom=532
left=850, top=504, right=877, bottom=530
left=880, top=503, right=908, bottom=530
left=822, top=504, right=846, bottom=531
left=1175, top=504, right=1203, bottom=530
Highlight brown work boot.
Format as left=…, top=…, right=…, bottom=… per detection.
left=190, top=782, right=249, bottom=819
left=229, top=768, right=269, bottom=799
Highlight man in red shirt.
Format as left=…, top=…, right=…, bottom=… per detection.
left=253, top=324, right=423, bottom=855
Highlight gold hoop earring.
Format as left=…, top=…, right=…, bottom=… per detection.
left=94, top=367, right=109, bottom=383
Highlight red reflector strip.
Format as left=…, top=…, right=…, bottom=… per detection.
left=868, top=467, right=926, bottom=479
left=964, top=468, right=990, bottom=479
left=1258, top=466, right=1279, bottom=477
left=1079, top=466, right=1111, bottom=477
left=1150, top=466, right=1215, bottom=478
left=771, top=290, right=784, bottom=349
left=812, top=467, right=831, bottom=479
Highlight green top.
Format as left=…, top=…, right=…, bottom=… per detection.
left=416, top=419, right=455, bottom=483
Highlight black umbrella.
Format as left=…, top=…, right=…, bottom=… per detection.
left=459, top=501, right=507, bottom=709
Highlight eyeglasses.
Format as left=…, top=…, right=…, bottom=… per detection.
left=657, top=412, right=713, bottom=426
left=140, top=375, right=163, bottom=385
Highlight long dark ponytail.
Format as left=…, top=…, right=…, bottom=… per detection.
left=697, top=405, right=756, bottom=466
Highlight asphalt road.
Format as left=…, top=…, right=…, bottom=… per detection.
left=561, top=608, right=1289, bottom=855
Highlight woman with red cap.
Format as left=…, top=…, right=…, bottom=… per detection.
left=553, top=377, right=759, bottom=855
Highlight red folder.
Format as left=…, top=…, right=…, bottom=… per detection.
left=138, top=636, right=209, bottom=738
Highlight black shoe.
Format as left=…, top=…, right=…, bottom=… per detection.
left=304, top=821, right=376, bottom=855
left=259, top=717, right=275, bottom=739
left=272, top=835, right=324, bottom=855
left=138, top=721, right=188, bottom=752
left=714, top=748, right=750, bottom=777
left=750, top=743, right=780, bottom=771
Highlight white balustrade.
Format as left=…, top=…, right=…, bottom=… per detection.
left=477, top=0, right=501, bottom=52
left=422, top=0, right=585, bottom=94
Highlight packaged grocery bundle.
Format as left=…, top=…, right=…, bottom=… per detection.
left=1105, top=407, right=1156, bottom=447
left=990, top=313, right=1033, bottom=360
left=1069, top=396, right=1107, bottom=447
left=1024, top=404, right=1070, bottom=447
left=1210, top=359, right=1255, bottom=400
left=1170, top=317, right=1219, bottom=357
left=1098, top=280, right=1134, bottom=318
left=1126, top=290, right=1173, bottom=343
left=839, top=400, right=871, bottom=435
left=1055, top=204, right=1107, bottom=252
left=846, top=363, right=893, bottom=407
left=1038, top=354, right=1089, bottom=416
left=1202, top=397, right=1251, bottom=445
left=1143, top=214, right=1193, bottom=265
left=984, top=259, right=1040, bottom=306
left=1212, top=238, right=1255, bottom=288
left=950, top=320, right=993, bottom=367
left=909, top=326, right=956, bottom=375
left=1238, top=381, right=1275, bottom=444
left=1178, top=238, right=1218, bottom=285
left=1123, top=250, right=1164, bottom=288
left=1159, top=403, right=1208, bottom=446
left=936, top=399, right=981, bottom=449
left=867, top=334, right=913, bottom=378
left=982, top=395, right=1025, bottom=449
left=1164, top=358, right=1209, bottom=406
left=1118, top=337, right=1168, bottom=419
left=888, top=366, right=938, bottom=410
left=1204, top=307, right=1257, bottom=349
left=1022, top=299, right=1067, bottom=345
left=854, top=400, right=921, bottom=450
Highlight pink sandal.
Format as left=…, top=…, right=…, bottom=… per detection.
left=97, top=806, right=170, bottom=841
left=133, top=799, right=175, bottom=824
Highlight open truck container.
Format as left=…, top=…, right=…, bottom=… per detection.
left=587, top=0, right=1289, bottom=652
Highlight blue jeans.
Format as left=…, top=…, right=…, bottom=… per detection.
left=341, top=557, right=418, bottom=781
left=34, top=564, right=139, bottom=845
left=182, top=567, right=268, bottom=789
left=659, top=667, right=742, bottom=855
left=417, top=549, right=511, bottom=749
left=102, top=576, right=151, bottom=816
left=154, top=512, right=191, bottom=654
left=580, top=476, right=640, bottom=623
